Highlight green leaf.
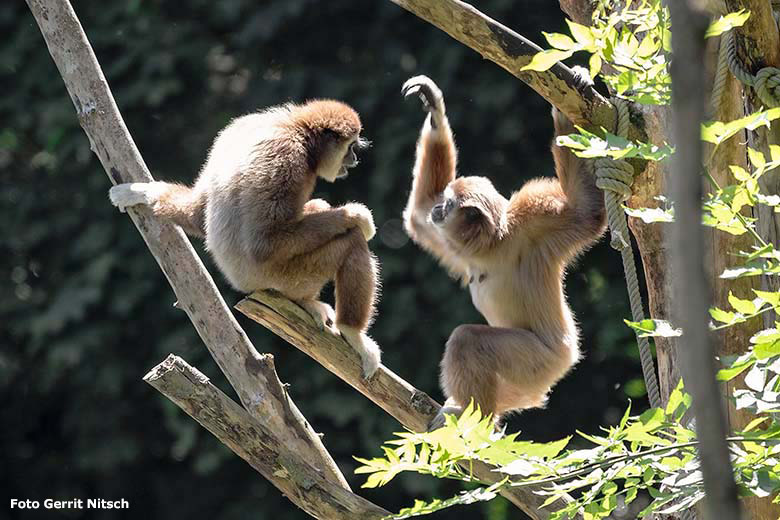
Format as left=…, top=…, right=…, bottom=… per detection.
left=567, top=20, right=595, bottom=47
left=754, top=290, right=780, bottom=307
left=625, top=318, right=682, bottom=337
left=710, top=307, right=738, bottom=324
left=729, top=165, right=751, bottom=182
left=705, top=10, right=751, bottom=38
left=391, top=484, right=503, bottom=519
left=754, top=339, right=780, bottom=360
left=717, top=355, right=755, bottom=381
left=702, top=108, right=780, bottom=146
left=624, top=206, right=674, bottom=223
left=544, top=32, right=576, bottom=51
left=589, top=53, right=603, bottom=80
left=750, top=328, right=780, bottom=344
left=729, top=291, right=757, bottom=315
left=521, top=49, right=574, bottom=72
left=748, top=147, right=766, bottom=169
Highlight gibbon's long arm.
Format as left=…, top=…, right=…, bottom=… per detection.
left=506, top=109, right=605, bottom=261
left=402, top=79, right=468, bottom=280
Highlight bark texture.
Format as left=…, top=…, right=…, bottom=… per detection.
left=24, top=0, right=349, bottom=492
left=386, top=0, right=626, bottom=135
left=145, top=355, right=389, bottom=520
left=236, top=291, right=582, bottom=520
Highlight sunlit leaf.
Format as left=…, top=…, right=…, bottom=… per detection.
left=521, top=49, right=574, bottom=72
left=705, top=10, right=751, bottom=38
left=625, top=318, right=682, bottom=337
left=624, top=206, right=674, bottom=223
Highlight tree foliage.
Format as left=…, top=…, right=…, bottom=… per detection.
left=0, top=1, right=644, bottom=519
left=356, top=2, right=780, bottom=518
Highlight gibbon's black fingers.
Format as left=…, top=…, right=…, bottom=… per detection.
left=401, top=76, right=444, bottom=117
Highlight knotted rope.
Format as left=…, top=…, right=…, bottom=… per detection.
left=595, top=98, right=662, bottom=410
left=724, top=29, right=780, bottom=107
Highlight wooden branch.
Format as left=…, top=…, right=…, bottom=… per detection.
left=385, top=0, right=629, bottom=136
left=236, top=291, right=582, bottom=520
left=145, top=355, right=389, bottom=520
left=25, top=0, right=349, bottom=491
left=726, top=0, right=780, bottom=329
left=559, top=0, right=596, bottom=25
left=667, top=2, right=741, bottom=519
left=725, top=0, right=780, bottom=69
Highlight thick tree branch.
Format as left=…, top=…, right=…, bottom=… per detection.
left=725, top=0, right=780, bottom=69
left=667, top=2, right=741, bottom=519
left=386, top=0, right=627, bottom=135
left=25, top=0, right=349, bottom=491
left=236, top=291, right=582, bottom=520
left=145, top=355, right=389, bottom=520
left=726, top=0, right=780, bottom=328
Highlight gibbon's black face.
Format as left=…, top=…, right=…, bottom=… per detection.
left=430, top=177, right=508, bottom=252
left=337, top=136, right=370, bottom=179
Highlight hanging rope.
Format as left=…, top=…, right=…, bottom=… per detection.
left=594, top=98, right=662, bottom=410
left=724, top=30, right=780, bottom=107
left=711, top=29, right=731, bottom=114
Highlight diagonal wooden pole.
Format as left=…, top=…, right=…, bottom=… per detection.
left=146, top=355, right=390, bottom=520
left=384, top=0, right=632, bottom=137
left=25, top=0, right=349, bottom=493
left=237, top=291, right=584, bottom=520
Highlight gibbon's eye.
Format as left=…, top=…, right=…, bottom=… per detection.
left=461, top=206, right=482, bottom=221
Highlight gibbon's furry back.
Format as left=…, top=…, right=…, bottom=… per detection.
left=109, top=99, right=383, bottom=378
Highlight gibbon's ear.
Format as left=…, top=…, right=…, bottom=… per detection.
left=460, top=204, right=485, bottom=222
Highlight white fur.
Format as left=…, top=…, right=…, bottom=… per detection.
left=339, top=325, right=381, bottom=379
left=109, top=181, right=168, bottom=212
left=342, top=202, right=376, bottom=241
left=298, top=300, right=338, bottom=333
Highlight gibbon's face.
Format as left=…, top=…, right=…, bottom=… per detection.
left=317, top=134, right=369, bottom=183
left=430, top=176, right=507, bottom=251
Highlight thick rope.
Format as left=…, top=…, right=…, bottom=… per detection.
left=724, top=30, right=780, bottom=107
left=595, top=99, right=662, bottom=410
left=711, top=30, right=731, bottom=114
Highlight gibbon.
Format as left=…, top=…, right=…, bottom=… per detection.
left=110, top=100, right=382, bottom=378
left=401, top=75, right=606, bottom=429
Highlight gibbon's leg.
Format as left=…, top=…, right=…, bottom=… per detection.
left=109, top=181, right=205, bottom=238
left=429, top=324, right=560, bottom=431
left=272, top=227, right=381, bottom=378
left=333, top=230, right=380, bottom=378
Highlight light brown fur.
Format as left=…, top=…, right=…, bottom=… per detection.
left=109, top=100, right=382, bottom=377
left=401, top=76, right=606, bottom=428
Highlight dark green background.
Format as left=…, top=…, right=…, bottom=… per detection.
left=1, top=1, right=647, bottom=518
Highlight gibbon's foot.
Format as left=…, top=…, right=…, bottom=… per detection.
left=342, top=202, right=376, bottom=241
left=298, top=300, right=338, bottom=334
left=339, top=325, right=381, bottom=379
left=402, top=75, right=445, bottom=127
left=109, top=182, right=167, bottom=212
left=427, top=401, right=464, bottom=432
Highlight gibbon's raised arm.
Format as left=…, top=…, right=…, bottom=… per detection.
left=507, top=107, right=605, bottom=262
left=401, top=77, right=468, bottom=280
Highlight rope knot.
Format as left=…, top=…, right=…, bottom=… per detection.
left=755, top=67, right=780, bottom=108
left=595, top=158, right=634, bottom=201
